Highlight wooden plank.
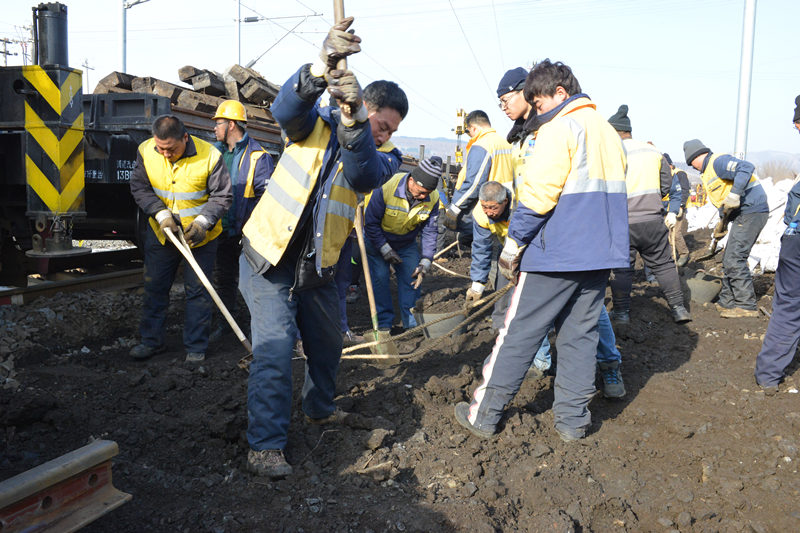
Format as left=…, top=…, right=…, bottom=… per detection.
left=130, top=76, right=155, bottom=93
left=176, top=90, right=224, bottom=114
left=225, top=64, right=255, bottom=86
left=240, top=77, right=279, bottom=105
left=178, top=65, right=204, bottom=83
left=151, top=80, right=183, bottom=103
left=92, top=81, right=132, bottom=95
left=191, top=72, right=226, bottom=96
left=95, top=71, right=134, bottom=90
left=243, top=103, right=274, bottom=123
left=224, top=80, right=241, bottom=101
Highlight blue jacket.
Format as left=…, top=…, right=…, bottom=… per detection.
left=214, top=133, right=273, bottom=235
left=508, top=95, right=629, bottom=272
left=699, top=153, right=768, bottom=215
left=785, top=180, right=800, bottom=226
left=364, top=173, right=439, bottom=259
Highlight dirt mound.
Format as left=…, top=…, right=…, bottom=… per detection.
left=2, top=231, right=798, bottom=532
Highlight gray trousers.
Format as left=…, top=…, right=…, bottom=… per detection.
left=466, top=269, right=609, bottom=436
left=610, top=218, right=684, bottom=310
left=719, top=211, right=768, bottom=310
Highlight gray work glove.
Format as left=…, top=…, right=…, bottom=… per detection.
left=326, top=69, right=363, bottom=115
left=380, top=244, right=403, bottom=265
left=443, top=208, right=459, bottom=231
left=156, top=210, right=180, bottom=234
left=498, top=239, right=526, bottom=284
left=184, top=220, right=208, bottom=246
left=722, top=192, right=740, bottom=210
left=411, top=259, right=431, bottom=289
left=319, top=17, right=362, bottom=71
left=664, top=212, right=677, bottom=229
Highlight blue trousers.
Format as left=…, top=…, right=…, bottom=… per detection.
left=239, top=253, right=342, bottom=451
left=334, top=237, right=354, bottom=333
left=755, top=233, right=800, bottom=387
left=366, top=240, right=420, bottom=329
left=468, top=270, right=609, bottom=436
left=140, top=229, right=217, bottom=354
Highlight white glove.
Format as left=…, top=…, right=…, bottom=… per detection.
left=722, top=192, right=740, bottom=210
left=664, top=212, right=677, bottom=229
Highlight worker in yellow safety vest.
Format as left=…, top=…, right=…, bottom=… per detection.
left=129, top=115, right=232, bottom=363
left=238, top=17, right=406, bottom=480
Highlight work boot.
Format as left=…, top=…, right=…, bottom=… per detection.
left=671, top=305, right=692, bottom=323
left=247, top=449, right=293, bottom=479
left=676, top=254, right=690, bottom=267
left=453, top=402, right=496, bottom=439
left=524, top=365, right=545, bottom=381
left=719, top=307, right=759, bottom=319
left=342, top=330, right=365, bottom=347
left=598, top=361, right=626, bottom=399
left=554, top=425, right=585, bottom=442
left=129, top=343, right=165, bottom=361
left=714, top=302, right=731, bottom=313
left=305, top=407, right=351, bottom=425
left=608, top=309, right=630, bottom=325
left=185, top=352, right=205, bottom=363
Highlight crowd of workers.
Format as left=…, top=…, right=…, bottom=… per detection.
left=126, top=17, right=800, bottom=479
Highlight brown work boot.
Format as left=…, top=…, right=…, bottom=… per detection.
left=719, top=307, right=759, bottom=318
left=247, top=449, right=293, bottom=479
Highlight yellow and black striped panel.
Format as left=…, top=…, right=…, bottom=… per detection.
left=22, top=65, right=85, bottom=215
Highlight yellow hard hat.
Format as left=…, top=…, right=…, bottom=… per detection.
left=213, top=100, right=247, bottom=122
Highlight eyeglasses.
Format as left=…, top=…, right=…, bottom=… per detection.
left=214, top=121, right=228, bottom=129
left=498, top=91, right=520, bottom=109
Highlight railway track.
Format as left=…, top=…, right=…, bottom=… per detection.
left=0, top=268, right=144, bottom=306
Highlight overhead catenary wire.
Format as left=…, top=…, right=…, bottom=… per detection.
left=446, top=0, right=494, bottom=99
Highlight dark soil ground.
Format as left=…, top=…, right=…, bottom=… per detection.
left=2, top=229, right=799, bottom=532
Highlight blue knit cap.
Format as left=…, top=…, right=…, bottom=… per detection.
left=496, top=67, right=528, bottom=98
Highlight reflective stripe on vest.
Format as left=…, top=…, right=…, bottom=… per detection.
left=701, top=153, right=760, bottom=208
left=242, top=117, right=328, bottom=266
left=141, top=135, right=222, bottom=248
left=372, top=172, right=440, bottom=236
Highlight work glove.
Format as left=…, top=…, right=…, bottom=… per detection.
left=156, top=209, right=180, bottom=234
left=380, top=244, right=403, bottom=265
left=411, top=259, right=431, bottom=289
left=183, top=221, right=208, bottom=246
left=498, top=239, right=526, bottom=284
left=664, top=212, right=677, bottom=229
left=722, top=192, right=740, bottom=210
left=465, top=282, right=485, bottom=307
left=319, top=17, right=361, bottom=71
left=443, top=207, right=460, bottom=231
left=326, top=69, right=364, bottom=119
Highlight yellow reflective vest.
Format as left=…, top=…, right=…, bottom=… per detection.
left=243, top=116, right=384, bottom=270
left=452, top=128, right=514, bottom=210
left=700, top=153, right=759, bottom=208
left=140, top=136, right=223, bottom=248
left=371, top=172, right=440, bottom=235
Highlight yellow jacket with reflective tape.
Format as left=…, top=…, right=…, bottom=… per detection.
left=451, top=129, right=514, bottom=211
left=701, top=153, right=757, bottom=207
left=472, top=204, right=509, bottom=242
left=140, top=136, right=223, bottom=248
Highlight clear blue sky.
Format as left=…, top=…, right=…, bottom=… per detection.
left=2, top=0, right=799, bottom=160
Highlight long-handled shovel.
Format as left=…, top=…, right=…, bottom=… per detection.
left=353, top=205, right=398, bottom=357
left=163, top=227, right=252, bottom=360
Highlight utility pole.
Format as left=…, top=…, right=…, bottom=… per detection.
left=734, top=0, right=757, bottom=159
left=0, top=38, right=17, bottom=66
left=236, top=0, right=241, bottom=65
left=81, top=58, right=94, bottom=90
left=120, top=0, right=151, bottom=73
